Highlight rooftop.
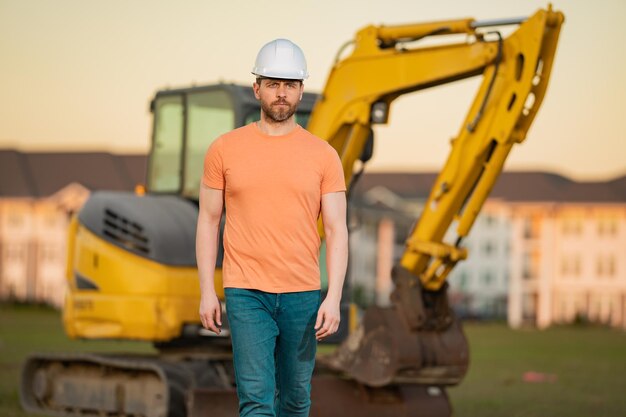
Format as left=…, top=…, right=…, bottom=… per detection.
left=1, top=149, right=624, bottom=203
left=0, top=150, right=146, bottom=197
left=352, top=171, right=626, bottom=203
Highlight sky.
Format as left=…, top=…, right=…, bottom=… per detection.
left=1, top=0, right=625, bottom=181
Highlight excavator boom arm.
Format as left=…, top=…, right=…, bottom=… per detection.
left=401, top=7, right=564, bottom=293
left=312, top=6, right=564, bottom=386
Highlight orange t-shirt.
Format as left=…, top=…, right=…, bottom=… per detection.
left=203, top=123, right=346, bottom=293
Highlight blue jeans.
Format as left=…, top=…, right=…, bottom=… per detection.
left=225, top=288, right=320, bottom=417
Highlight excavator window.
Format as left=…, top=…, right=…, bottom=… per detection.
left=148, top=95, right=184, bottom=193
left=183, top=90, right=235, bottom=197
left=148, top=90, right=237, bottom=198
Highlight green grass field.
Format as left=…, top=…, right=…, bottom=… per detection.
left=1, top=303, right=625, bottom=417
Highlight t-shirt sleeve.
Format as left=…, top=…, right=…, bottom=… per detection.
left=321, top=145, right=346, bottom=194
left=202, top=137, right=225, bottom=190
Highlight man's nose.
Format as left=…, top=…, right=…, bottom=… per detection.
left=276, top=83, right=287, bottom=97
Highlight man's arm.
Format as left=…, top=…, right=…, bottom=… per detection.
left=315, top=191, right=348, bottom=341
left=196, top=184, right=224, bottom=334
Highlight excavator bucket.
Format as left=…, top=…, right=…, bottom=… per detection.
left=320, top=307, right=469, bottom=386
left=320, top=267, right=469, bottom=387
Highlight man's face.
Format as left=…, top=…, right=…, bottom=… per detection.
left=253, top=78, right=303, bottom=123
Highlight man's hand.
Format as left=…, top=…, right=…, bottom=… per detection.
left=199, top=292, right=222, bottom=335
left=315, top=297, right=340, bottom=341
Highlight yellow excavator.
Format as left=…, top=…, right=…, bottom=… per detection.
left=20, top=6, right=563, bottom=417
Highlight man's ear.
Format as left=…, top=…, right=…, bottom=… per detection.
left=253, top=82, right=261, bottom=100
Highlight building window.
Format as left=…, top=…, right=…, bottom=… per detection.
left=572, top=257, right=580, bottom=276
left=8, top=212, right=23, bottom=226
left=562, top=256, right=570, bottom=275
left=6, top=244, right=26, bottom=261
left=482, top=271, right=494, bottom=285
left=485, top=215, right=497, bottom=227
left=598, top=217, right=619, bottom=237
left=523, top=216, right=541, bottom=239
left=523, top=252, right=533, bottom=279
left=40, top=245, right=60, bottom=262
left=44, top=214, right=58, bottom=227
left=609, top=256, right=616, bottom=276
left=574, top=256, right=581, bottom=276
left=523, top=218, right=532, bottom=239
left=458, top=272, right=469, bottom=291
left=523, top=250, right=541, bottom=279
left=483, top=241, right=495, bottom=256
left=561, top=254, right=582, bottom=277
left=562, top=217, right=583, bottom=236
left=597, top=255, right=617, bottom=277
left=522, top=293, right=537, bottom=321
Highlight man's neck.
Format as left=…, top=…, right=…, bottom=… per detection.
left=257, top=115, right=297, bottom=136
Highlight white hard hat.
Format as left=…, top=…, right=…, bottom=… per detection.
left=252, top=38, right=309, bottom=80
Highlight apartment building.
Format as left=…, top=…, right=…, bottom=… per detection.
left=0, top=150, right=145, bottom=307
left=508, top=201, right=626, bottom=329
left=350, top=172, right=626, bottom=329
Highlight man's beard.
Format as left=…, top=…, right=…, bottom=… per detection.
left=261, top=99, right=298, bottom=123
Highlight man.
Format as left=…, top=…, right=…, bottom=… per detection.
left=196, top=38, right=348, bottom=417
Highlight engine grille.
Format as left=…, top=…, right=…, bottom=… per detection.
left=102, top=208, right=149, bottom=254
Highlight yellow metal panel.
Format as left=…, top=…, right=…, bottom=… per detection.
left=64, top=222, right=224, bottom=341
